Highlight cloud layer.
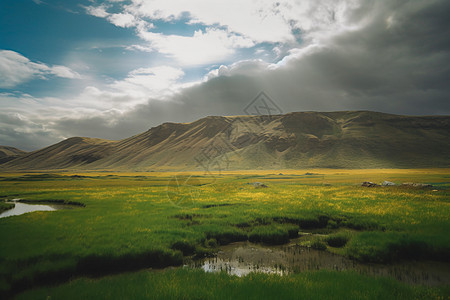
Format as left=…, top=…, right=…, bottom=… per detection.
left=1, top=0, right=450, bottom=151
left=0, top=50, right=80, bottom=88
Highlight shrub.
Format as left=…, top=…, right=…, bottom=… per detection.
left=171, top=241, right=196, bottom=256
left=311, top=240, right=327, bottom=251
left=194, top=247, right=215, bottom=258
left=204, top=238, right=218, bottom=248
left=76, top=250, right=183, bottom=276
left=206, top=229, right=247, bottom=245
left=345, top=232, right=439, bottom=263
left=325, top=234, right=350, bottom=248
left=248, top=226, right=289, bottom=245
left=327, top=220, right=338, bottom=229
left=299, top=215, right=330, bottom=229
left=286, top=224, right=300, bottom=238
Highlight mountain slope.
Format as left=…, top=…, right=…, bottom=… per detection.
left=1, top=111, right=449, bottom=171
left=0, top=146, right=27, bottom=164
left=2, top=137, right=117, bottom=170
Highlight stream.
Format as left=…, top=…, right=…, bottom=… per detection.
left=0, top=199, right=73, bottom=218
left=187, top=240, right=450, bottom=286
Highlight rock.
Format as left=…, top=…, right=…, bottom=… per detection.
left=401, top=182, right=433, bottom=188
left=361, top=181, right=379, bottom=187
left=381, top=181, right=396, bottom=186
left=249, top=182, right=268, bottom=188
left=278, top=173, right=283, bottom=175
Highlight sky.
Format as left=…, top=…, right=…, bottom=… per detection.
left=1, top=0, right=449, bottom=151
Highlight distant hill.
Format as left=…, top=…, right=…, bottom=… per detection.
left=0, top=146, right=27, bottom=165
left=1, top=111, right=449, bottom=171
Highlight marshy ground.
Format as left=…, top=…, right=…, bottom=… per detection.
left=0, top=169, right=449, bottom=299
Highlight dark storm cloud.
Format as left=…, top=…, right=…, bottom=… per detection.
left=0, top=113, right=57, bottom=151
left=3, top=0, right=450, bottom=150
left=180, top=0, right=450, bottom=114
left=100, top=0, right=450, bottom=133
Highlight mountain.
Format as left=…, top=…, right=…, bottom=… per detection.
left=0, top=146, right=27, bottom=164
left=1, top=137, right=117, bottom=170
left=1, top=111, right=449, bottom=171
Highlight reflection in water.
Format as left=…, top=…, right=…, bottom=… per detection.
left=188, top=240, right=450, bottom=286
left=0, top=199, right=68, bottom=218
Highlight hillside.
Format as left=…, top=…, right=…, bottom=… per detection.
left=1, top=137, right=117, bottom=170
left=1, top=111, right=449, bottom=171
left=0, top=146, right=27, bottom=164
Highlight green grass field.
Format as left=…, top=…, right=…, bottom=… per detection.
left=0, top=169, right=449, bottom=299
left=15, top=268, right=450, bottom=300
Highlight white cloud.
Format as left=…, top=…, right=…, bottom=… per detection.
left=107, top=13, right=136, bottom=28
left=85, top=5, right=109, bottom=18
left=85, top=1, right=291, bottom=65
left=107, top=0, right=363, bottom=44
left=109, top=66, right=185, bottom=99
left=63, top=65, right=187, bottom=111
left=204, top=59, right=270, bottom=80
left=124, top=0, right=294, bottom=44
left=0, top=50, right=81, bottom=88
left=138, top=28, right=254, bottom=66
left=280, top=1, right=358, bottom=30
left=50, top=65, right=81, bottom=79
left=0, top=64, right=186, bottom=116
left=0, top=51, right=40, bottom=88
left=84, top=0, right=370, bottom=66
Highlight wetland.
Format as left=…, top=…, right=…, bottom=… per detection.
left=0, top=169, right=448, bottom=299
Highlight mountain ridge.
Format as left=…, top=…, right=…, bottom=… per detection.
left=0, top=146, right=27, bottom=165
left=1, top=111, right=449, bottom=171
